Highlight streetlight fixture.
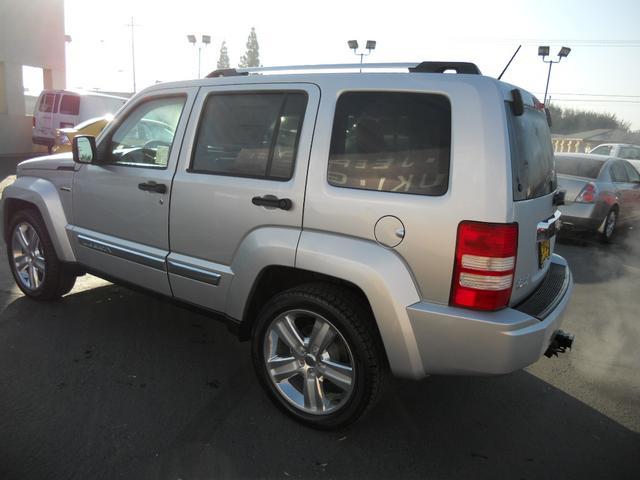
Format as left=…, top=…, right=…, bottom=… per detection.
left=347, top=39, right=377, bottom=71
left=187, top=34, right=211, bottom=78
left=539, top=45, right=571, bottom=106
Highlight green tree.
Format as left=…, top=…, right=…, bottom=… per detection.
left=239, top=27, right=260, bottom=67
left=548, top=103, right=631, bottom=134
left=217, top=41, right=230, bottom=69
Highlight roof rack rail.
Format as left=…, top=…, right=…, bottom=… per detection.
left=409, top=62, right=481, bottom=75
left=235, top=63, right=421, bottom=74
left=205, top=68, right=249, bottom=78
left=205, top=62, right=482, bottom=77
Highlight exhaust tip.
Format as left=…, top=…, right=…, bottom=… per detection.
left=544, top=330, right=574, bottom=358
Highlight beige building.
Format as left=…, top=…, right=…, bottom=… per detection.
left=0, top=0, right=66, bottom=155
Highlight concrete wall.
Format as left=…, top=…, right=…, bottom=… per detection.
left=0, top=0, right=66, bottom=155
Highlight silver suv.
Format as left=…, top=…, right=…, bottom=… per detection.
left=1, top=62, right=573, bottom=428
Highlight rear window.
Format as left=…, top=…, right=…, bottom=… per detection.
left=59, top=95, right=80, bottom=115
left=507, top=105, right=557, bottom=201
left=555, top=156, right=604, bottom=179
left=39, top=93, right=56, bottom=113
left=328, top=92, right=451, bottom=196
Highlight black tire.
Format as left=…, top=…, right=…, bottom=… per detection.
left=600, top=208, right=618, bottom=243
left=6, top=208, right=76, bottom=300
left=251, top=283, right=388, bottom=429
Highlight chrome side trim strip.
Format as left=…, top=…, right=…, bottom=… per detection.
left=76, top=234, right=166, bottom=271
left=167, top=259, right=221, bottom=286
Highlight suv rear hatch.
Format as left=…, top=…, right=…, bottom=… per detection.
left=506, top=93, right=559, bottom=305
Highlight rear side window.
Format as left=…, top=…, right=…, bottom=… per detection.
left=507, top=105, right=557, bottom=201
left=610, top=162, right=629, bottom=183
left=619, top=147, right=640, bottom=160
left=328, top=92, right=451, bottom=196
left=623, top=161, right=640, bottom=182
left=191, top=92, right=307, bottom=180
left=555, top=156, right=604, bottom=179
left=60, top=95, right=80, bottom=115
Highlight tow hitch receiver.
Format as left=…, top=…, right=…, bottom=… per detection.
left=544, top=330, right=575, bottom=358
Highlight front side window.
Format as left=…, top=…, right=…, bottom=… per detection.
left=191, top=92, right=307, bottom=180
left=59, top=95, right=80, bottom=115
left=328, top=92, right=451, bottom=196
left=590, top=145, right=612, bottom=156
left=108, top=96, right=186, bottom=168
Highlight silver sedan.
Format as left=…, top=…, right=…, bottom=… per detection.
left=556, top=153, right=640, bottom=242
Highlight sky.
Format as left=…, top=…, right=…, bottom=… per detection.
left=62, top=0, right=640, bottom=129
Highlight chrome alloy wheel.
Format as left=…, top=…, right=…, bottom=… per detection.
left=264, top=309, right=355, bottom=415
left=11, top=222, right=45, bottom=291
left=605, top=210, right=617, bottom=238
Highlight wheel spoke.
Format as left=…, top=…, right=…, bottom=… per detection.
left=303, top=375, right=325, bottom=411
left=267, top=356, right=301, bottom=383
left=321, top=359, right=353, bottom=391
left=14, top=228, right=29, bottom=251
left=27, top=229, right=39, bottom=252
left=14, top=255, right=29, bottom=271
left=308, top=319, right=337, bottom=355
left=273, top=315, right=304, bottom=352
left=28, top=265, right=39, bottom=289
left=33, top=255, right=46, bottom=272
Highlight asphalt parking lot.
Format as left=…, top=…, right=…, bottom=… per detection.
left=0, top=163, right=638, bottom=479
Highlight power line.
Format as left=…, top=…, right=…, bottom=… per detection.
left=534, top=92, right=640, bottom=99
left=550, top=98, right=640, bottom=104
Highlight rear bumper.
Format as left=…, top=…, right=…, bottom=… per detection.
left=405, top=254, right=572, bottom=376
left=558, top=203, right=607, bottom=231
left=32, top=135, right=54, bottom=147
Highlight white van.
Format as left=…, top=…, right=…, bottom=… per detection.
left=32, top=90, right=127, bottom=152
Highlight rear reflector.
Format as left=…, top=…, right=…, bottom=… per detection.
left=450, top=221, right=518, bottom=311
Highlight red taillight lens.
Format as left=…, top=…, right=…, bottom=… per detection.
left=575, top=182, right=597, bottom=203
left=450, top=221, right=518, bottom=311
left=32, top=116, right=36, bottom=127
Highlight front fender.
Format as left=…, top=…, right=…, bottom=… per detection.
left=296, top=231, right=425, bottom=379
left=1, top=176, right=76, bottom=262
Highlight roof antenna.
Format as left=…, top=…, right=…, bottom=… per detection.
left=497, top=45, right=521, bottom=80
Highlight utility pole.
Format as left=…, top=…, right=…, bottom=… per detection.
left=126, top=17, right=141, bottom=93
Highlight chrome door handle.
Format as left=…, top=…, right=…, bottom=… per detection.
left=251, top=195, right=292, bottom=210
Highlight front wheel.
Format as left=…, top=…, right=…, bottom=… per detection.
left=7, top=209, right=76, bottom=300
left=251, top=283, right=388, bottom=429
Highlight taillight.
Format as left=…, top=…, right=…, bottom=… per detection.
left=575, top=183, right=598, bottom=203
left=32, top=116, right=36, bottom=127
left=450, top=221, right=518, bottom=311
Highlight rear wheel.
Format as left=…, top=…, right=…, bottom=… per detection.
left=7, top=209, right=76, bottom=300
left=251, top=283, right=387, bottom=429
left=600, top=208, right=617, bottom=243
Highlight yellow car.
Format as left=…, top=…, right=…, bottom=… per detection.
left=52, top=115, right=112, bottom=153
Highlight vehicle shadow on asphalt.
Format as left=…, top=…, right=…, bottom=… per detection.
left=0, top=284, right=638, bottom=480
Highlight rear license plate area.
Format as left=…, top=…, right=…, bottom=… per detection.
left=538, top=239, right=550, bottom=268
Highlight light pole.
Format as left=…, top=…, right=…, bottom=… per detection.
left=187, top=34, right=211, bottom=78
left=539, top=46, right=571, bottom=106
left=347, top=40, right=376, bottom=71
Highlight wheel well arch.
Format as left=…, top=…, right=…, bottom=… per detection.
left=238, top=265, right=379, bottom=344
left=3, top=198, right=40, bottom=242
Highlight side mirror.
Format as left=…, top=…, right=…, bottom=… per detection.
left=72, top=135, right=97, bottom=164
